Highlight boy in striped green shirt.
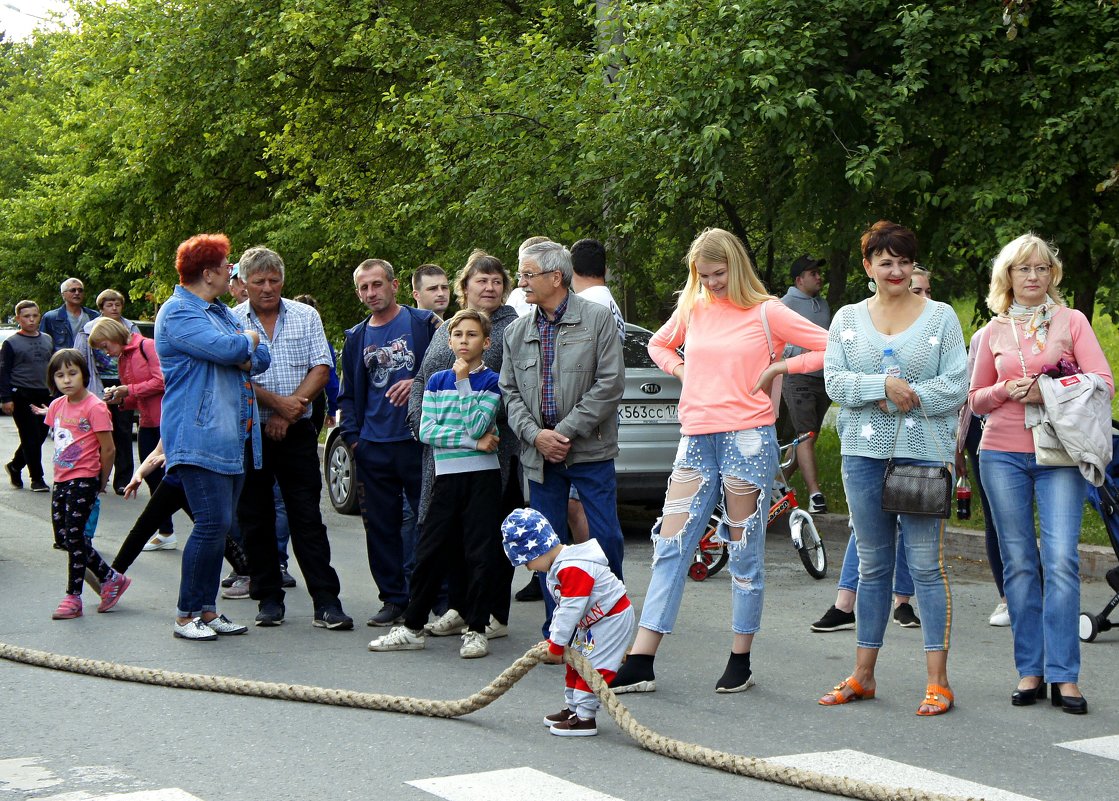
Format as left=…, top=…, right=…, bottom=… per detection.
left=368, top=309, right=503, bottom=659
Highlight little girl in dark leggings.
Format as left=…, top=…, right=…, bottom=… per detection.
left=37, top=349, right=131, bottom=619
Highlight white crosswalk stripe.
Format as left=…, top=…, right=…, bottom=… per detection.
left=0, top=758, right=203, bottom=801
left=1057, top=734, right=1119, bottom=761
left=768, top=749, right=1043, bottom=801
left=408, top=767, right=624, bottom=801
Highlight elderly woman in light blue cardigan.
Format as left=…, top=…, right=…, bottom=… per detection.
left=818, top=221, right=967, bottom=717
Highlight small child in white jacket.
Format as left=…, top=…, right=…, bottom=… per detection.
left=501, top=508, right=635, bottom=737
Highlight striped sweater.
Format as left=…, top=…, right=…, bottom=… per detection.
left=419, top=366, right=501, bottom=475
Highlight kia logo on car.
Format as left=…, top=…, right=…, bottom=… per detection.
left=640, top=383, right=661, bottom=395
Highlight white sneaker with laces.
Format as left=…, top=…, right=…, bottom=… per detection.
left=368, top=626, right=426, bottom=651
left=424, top=608, right=466, bottom=636
left=989, top=602, right=1010, bottom=627
left=460, top=630, right=488, bottom=659
left=485, top=617, right=508, bottom=639
left=143, top=533, right=178, bottom=551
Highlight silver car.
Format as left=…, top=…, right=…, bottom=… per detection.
left=322, top=322, right=682, bottom=513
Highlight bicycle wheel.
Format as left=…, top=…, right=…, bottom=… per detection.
left=692, top=513, right=729, bottom=579
left=790, top=509, right=827, bottom=579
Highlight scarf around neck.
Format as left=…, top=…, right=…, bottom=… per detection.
left=1007, top=301, right=1053, bottom=354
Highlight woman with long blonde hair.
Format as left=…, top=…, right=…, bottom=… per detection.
left=610, top=227, right=828, bottom=694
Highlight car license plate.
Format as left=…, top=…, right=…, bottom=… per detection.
left=619, top=403, right=678, bottom=424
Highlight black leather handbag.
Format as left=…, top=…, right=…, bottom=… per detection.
left=880, top=416, right=953, bottom=519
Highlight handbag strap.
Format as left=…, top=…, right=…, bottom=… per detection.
left=888, top=408, right=950, bottom=468
left=759, top=300, right=776, bottom=364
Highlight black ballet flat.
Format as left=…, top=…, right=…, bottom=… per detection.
left=1010, top=681, right=1047, bottom=706
left=1051, top=684, right=1088, bottom=715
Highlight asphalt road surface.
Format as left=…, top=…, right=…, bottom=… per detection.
left=1, top=416, right=1117, bottom=801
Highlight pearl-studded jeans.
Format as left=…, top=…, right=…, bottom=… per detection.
left=639, top=427, right=778, bottom=635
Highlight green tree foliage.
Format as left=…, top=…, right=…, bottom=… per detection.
left=0, top=1, right=1115, bottom=333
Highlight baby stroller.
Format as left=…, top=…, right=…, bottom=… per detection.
left=1078, top=420, right=1119, bottom=643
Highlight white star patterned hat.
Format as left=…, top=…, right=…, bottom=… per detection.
left=500, top=508, right=561, bottom=566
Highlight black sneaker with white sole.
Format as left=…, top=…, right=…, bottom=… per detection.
left=609, top=653, right=656, bottom=694
left=255, top=600, right=285, bottom=627
left=811, top=605, right=855, bottom=632
left=715, top=652, right=755, bottom=694
left=366, top=602, right=405, bottom=627
left=314, top=607, right=355, bottom=631
left=893, top=602, right=921, bottom=628
left=809, top=492, right=828, bottom=514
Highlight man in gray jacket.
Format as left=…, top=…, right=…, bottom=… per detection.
left=500, top=240, right=625, bottom=631
left=780, top=255, right=831, bottom=514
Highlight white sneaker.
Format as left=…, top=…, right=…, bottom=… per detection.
left=460, top=630, right=488, bottom=659
left=424, top=608, right=466, bottom=636
left=989, top=602, right=1011, bottom=627
left=368, top=626, right=425, bottom=651
left=142, top=533, right=178, bottom=551
left=485, top=617, right=508, bottom=639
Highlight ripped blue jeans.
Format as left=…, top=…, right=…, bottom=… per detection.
left=638, top=427, right=778, bottom=636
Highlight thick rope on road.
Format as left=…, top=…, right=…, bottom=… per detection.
left=0, top=640, right=983, bottom=801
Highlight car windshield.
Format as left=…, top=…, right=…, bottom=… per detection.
left=623, top=328, right=657, bottom=369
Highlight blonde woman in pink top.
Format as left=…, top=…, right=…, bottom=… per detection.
left=609, top=228, right=827, bottom=695
left=970, top=233, right=1113, bottom=715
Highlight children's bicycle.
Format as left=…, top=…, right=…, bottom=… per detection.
left=690, top=432, right=828, bottom=581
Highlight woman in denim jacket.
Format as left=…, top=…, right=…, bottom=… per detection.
left=155, top=233, right=270, bottom=641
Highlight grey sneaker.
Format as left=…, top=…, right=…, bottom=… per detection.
left=221, top=570, right=239, bottom=588
left=368, top=625, right=425, bottom=651
left=221, top=576, right=250, bottom=599
left=424, top=608, right=466, bottom=636
left=460, top=630, right=488, bottom=659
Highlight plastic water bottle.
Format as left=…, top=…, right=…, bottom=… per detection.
left=955, top=476, right=972, bottom=520
left=882, top=348, right=902, bottom=378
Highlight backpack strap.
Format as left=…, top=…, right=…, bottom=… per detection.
left=759, top=300, right=777, bottom=364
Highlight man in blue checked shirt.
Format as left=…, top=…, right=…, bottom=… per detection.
left=232, top=247, right=353, bottom=631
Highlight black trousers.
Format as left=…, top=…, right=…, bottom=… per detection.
left=238, top=418, right=342, bottom=611
left=9, top=387, right=50, bottom=482
left=53, top=477, right=112, bottom=595
left=102, top=382, right=134, bottom=491
left=403, top=470, right=502, bottom=633
left=111, top=477, right=249, bottom=576
left=137, top=426, right=173, bottom=534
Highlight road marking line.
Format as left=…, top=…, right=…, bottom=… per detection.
left=768, top=749, right=1042, bottom=801
left=0, top=758, right=61, bottom=792
left=35, top=790, right=203, bottom=801
left=1057, top=734, right=1119, bottom=761
left=408, top=767, right=623, bottom=801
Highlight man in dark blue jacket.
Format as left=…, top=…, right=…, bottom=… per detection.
left=338, top=259, right=438, bottom=628
left=40, top=278, right=99, bottom=351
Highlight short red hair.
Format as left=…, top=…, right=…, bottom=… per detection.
left=176, top=233, right=230, bottom=285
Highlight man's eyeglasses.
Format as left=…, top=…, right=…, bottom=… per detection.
left=516, top=269, right=557, bottom=281
left=65, top=287, right=84, bottom=293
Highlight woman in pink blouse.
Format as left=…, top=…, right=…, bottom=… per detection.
left=609, top=228, right=828, bottom=695
left=970, top=233, right=1113, bottom=715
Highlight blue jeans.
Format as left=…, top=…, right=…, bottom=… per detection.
left=177, top=466, right=244, bottom=618
left=640, top=428, right=778, bottom=636
left=842, top=455, right=951, bottom=652
left=979, top=450, right=1087, bottom=683
left=529, top=459, right=625, bottom=637
left=837, top=523, right=915, bottom=597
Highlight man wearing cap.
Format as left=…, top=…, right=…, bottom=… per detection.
left=780, top=255, right=831, bottom=514
left=229, top=263, right=249, bottom=304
